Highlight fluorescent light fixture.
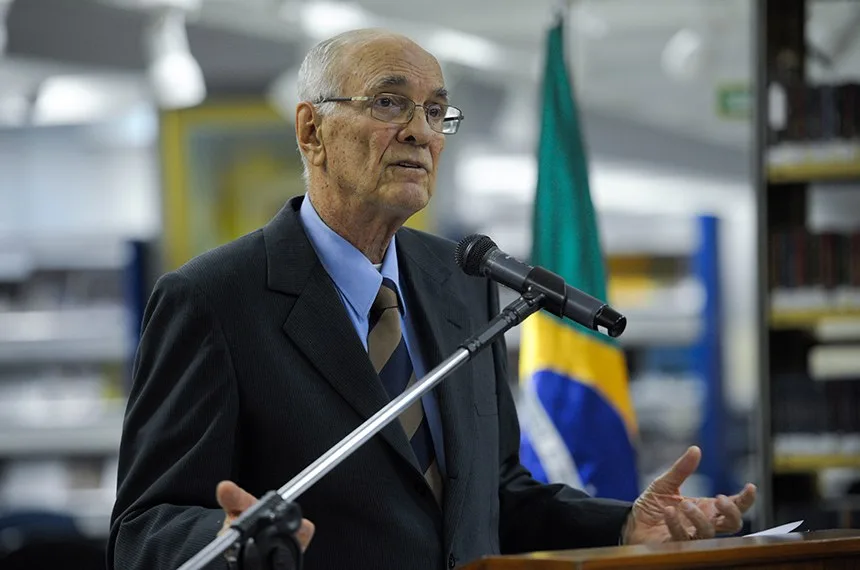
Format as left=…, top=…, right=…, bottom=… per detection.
left=589, top=161, right=740, bottom=215
left=424, top=29, right=502, bottom=70
left=297, top=2, right=370, bottom=40
left=33, top=76, right=116, bottom=125
left=661, top=28, right=705, bottom=82
left=456, top=154, right=536, bottom=197
left=144, top=8, right=206, bottom=109
left=457, top=153, right=745, bottom=215
left=32, top=74, right=146, bottom=126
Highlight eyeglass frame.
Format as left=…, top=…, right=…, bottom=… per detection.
left=314, top=93, right=465, bottom=135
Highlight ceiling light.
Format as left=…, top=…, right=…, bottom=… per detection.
left=33, top=76, right=116, bottom=125
left=456, top=153, right=744, bottom=216
left=661, top=28, right=705, bottom=82
left=457, top=154, right=536, bottom=197
left=296, top=2, right=370, bottom=40
left=425, top=29, right=502, bottom=70
left=32, top=74, right=146, bottom=126
left=144, top=8, right=206, bottom=109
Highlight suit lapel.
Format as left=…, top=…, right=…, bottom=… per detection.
left=264, top=197, right=419, bottom=474
left=397, top=229, right=476, bottom=547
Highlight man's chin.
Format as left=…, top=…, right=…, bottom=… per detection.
left=385, top=183, right=432, bottom=214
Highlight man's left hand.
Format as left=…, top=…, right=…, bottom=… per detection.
left=623, top=446, right=757, bottom=545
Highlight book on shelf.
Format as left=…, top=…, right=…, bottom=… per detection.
left=767, top=80, right=860, bottom=177
left=772, top=80, right=859, bottom=145
left=809, top=345, right=860, bottom=381
left=769, top=228, right=860, bottom=312
left=772, top=372, right=860, bottom=459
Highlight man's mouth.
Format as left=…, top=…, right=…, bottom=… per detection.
left=393, top=161, right=425, bottom=170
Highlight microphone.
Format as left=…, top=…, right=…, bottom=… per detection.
left=454, top=234, right=626, bottom=338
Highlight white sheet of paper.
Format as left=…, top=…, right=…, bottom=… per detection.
left=745, top=520, right=803, bottom=537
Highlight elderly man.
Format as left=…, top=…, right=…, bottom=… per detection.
left=108, top=28, right=756, bottom=570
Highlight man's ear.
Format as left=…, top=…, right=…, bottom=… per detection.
left=296, top=102, right=326, bottom=168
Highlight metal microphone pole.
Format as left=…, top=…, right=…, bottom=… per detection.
left=177, top=290, right=547, bottom=570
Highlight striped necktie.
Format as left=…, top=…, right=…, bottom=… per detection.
left=368, top=277, right=443, bottom=504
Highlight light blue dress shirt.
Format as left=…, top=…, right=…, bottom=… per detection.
left=298, top=194, right=447, bottom=476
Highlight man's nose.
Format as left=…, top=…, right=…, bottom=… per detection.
left=400, top=106, right=435, bottom=142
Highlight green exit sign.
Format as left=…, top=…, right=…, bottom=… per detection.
left=716, top=84, right=751, bottom=120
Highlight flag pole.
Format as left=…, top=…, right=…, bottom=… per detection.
left=553, top=0, right=569, bottom=24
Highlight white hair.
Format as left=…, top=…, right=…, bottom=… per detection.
left=294, top=28, right=409, bottom=183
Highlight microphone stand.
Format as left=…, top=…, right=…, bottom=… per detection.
left=177, top=289, right=547, bottom=570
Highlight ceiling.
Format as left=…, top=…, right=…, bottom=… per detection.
left=173, top=0, right=760, bottom=149
left=173, top=0, right=751, bottom=151
left=2, top=0, right=859, bottom=149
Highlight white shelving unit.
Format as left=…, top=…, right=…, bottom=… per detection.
left=0, top=236, right=136, bottom=543
left=0, top=416, right=124, bottom=456
left=0, top=306, right=131, bottom=363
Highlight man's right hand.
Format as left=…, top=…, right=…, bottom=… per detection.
left=216, top=481, right=316, bottom=551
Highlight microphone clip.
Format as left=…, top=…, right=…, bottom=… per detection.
left=225, top=491, right=304, bottom=570
left=525, top=266, right=570, bottom=320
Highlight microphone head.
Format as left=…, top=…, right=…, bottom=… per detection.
left=454, top=234, right=497, bottom=276
left=595, top=305, right=627, bottom=338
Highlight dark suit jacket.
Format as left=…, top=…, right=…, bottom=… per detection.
left=108, top=196, right=632, bottom=570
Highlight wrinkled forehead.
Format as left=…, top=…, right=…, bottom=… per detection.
left=340, top=37, right=447, bottom=101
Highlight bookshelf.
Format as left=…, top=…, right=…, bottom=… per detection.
left=770, top=309, right=860, bottom=329
left=0, top=235, right=148, bottom=540
left=774, top=453, right=860, bottom=474
left=755, top=0, right=860, bottom=531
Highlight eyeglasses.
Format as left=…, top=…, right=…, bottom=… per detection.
left=316, top=93, right=464, bottom=135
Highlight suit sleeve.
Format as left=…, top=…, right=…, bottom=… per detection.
left=488, top=279, right=633, bottom=553
left=108, top=270, right=238, bottom=570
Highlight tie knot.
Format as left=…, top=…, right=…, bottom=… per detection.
left=372, top=278, right=401, bottom=313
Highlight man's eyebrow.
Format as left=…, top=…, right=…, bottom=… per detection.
left=368, top=75, right=449, bottom=102
left=369, top=75, right=408, bottom=91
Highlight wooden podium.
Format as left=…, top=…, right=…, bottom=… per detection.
left=462, top=530, right=860, bottom=569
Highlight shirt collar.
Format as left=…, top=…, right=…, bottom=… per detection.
left=299, top=193, right=402, bottom=319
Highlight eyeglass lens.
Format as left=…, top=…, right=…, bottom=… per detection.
left=370, top=94, right=461, bottom=134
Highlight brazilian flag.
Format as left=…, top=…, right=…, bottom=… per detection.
left=517, top=13, right=639, bottom=501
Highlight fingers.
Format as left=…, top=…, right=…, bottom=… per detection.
left=296, top=519, right=316, bottom=552
left=653, top=446, right=702, bottom=491
left=663, top=506, right=691, bottom=541
left=732, top=483, right=757, bottom=513
left=216, top=480, right=258, bottom=517
left=664, top=500, right=719, bottom=541
left=214, top=482, right=315, bottom=552
left=679, top=500, right=715, bottom=539
left=714, top=494, right=743, bottom=534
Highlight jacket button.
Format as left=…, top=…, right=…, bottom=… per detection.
left=448, top=553, right=456, bottom=568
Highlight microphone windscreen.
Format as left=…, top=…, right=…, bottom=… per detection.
left=454, top=234, right=496, bottom=276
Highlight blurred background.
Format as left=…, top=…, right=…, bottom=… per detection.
left=0, top=0, right=859, bottom=565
